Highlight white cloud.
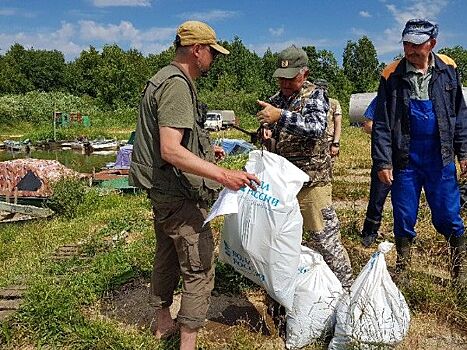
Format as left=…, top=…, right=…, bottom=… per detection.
left=249, top=37, right=330, bottom=56
left=0, top=8, right=16, bottom=16
left=367, top=0, right=450, bottom=60
left=178, top=10, right=238, bottom=22
left=0, top=19, right=177, bottom=60
left=92, top=0, right=151, bottom=7
left=78, top=20, right=175, bottom=54
left=385, top=0, right=448, bottom=26
left=269, top=26, right=284, bottom=37
left=79, top=20, right=139, bottom=41
left=139, top=27, right=175, bottom=42
left=0, top=22, right=84, bottom=59
left=359, top=10, right=372, bottom=18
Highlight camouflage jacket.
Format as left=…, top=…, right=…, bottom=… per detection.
left=270, top=81, right=331, bottom=187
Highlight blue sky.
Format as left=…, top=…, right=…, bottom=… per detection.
left=0, top=0, right=466, bottom=63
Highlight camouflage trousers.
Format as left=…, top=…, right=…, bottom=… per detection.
left=298, top=185, right=354, bottom=288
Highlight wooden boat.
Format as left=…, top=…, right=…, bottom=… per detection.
left=89, top=139, right=119, bottom=152
left=0, top=201, right=53, bottom=223
left=3, top=140, right=30, bottom=152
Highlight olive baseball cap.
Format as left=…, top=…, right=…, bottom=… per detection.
left=273, top=45, right=308, bottom=79
left=401, top=19, right=439, bottom=45
left=176, top=20, right=230, bottom=55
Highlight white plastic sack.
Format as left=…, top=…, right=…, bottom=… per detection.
left=286, top=246, right=344, bottom=349
left=328, top=241, right=411, bottom=349
left=219, top=150, right=309, bottom=310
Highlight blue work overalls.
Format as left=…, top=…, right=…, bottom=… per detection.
left=391, top=99, right=464, bottom=239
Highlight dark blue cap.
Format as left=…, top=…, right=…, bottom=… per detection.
left=402, top=19, right=439, bottom=44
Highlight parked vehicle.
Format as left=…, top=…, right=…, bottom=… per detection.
left=204, top=110, right=237, bottom=130
left=204, top=112, right=223, bottom=131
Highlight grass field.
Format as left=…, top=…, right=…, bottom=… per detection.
left=1, top=121, right=467, bottom=349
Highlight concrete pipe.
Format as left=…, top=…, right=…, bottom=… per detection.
left=349, top=87, right=467, bottom=125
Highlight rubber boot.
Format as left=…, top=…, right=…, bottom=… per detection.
left=394, top=236, right=412, bottom=288
left=448, top=235, right=467, bottom=306
left=360, top=220, right=379, bottom=248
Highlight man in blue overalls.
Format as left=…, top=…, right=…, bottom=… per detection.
left=372, top=19, right=467, bottom=294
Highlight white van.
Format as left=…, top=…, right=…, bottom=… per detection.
left=204, top=110, right=237, bottom=130
left=204, top=112, right=223, bottom=131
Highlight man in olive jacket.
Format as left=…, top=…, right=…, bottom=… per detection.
left=129, top=21, right=258, bottom=350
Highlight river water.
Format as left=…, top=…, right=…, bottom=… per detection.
left=0, top=149, right=117, bottom=174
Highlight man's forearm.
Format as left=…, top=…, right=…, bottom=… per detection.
left=333, top=115, right=342, bottom=142
left=161, top=141, right=227, bottom=183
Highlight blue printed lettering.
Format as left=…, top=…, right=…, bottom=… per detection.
left=223, top=241, right=231, bottom=257
left=260, top=181, right=270, bottom=191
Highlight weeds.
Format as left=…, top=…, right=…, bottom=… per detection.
left=0, top=91, right=137, bottom=131
left=1, top=121, right=467, bottom=349
left=47, top=177, right=87, bottom=218
left=24, top=124, right=114, bottom=143
left=0, top=192, right=156, bottom=349
left=214, top=261, right=259, bottom=295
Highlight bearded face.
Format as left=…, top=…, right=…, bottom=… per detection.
left=196, top=45, right=216, bottom=77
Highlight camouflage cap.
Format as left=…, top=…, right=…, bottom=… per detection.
left=273, top=45, right=308, bottom=79
left=176, top=20, right=230, bottom=55
left=402, top=19, right=439, bottom=45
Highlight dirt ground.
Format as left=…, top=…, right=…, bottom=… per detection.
left=97, top=277, right=467, bottom=350
left=95, top=167, right=467, bottom=349
left=98, top=278, right=282, bottom=348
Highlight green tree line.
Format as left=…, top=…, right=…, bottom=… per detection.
left=1, top=36, right=466, bottom=127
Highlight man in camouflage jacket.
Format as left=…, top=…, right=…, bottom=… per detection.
left=257, top=45, right=353, bottom=288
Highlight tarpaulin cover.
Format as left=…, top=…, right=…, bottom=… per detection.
left=113, top=144, right=133, bottom=169
left=0, top=159, right=79, bottom=198
left=221, top=139, right=255, bottom=155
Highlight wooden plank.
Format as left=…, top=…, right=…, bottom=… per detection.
left=0, top=212, right=15, bottom=221
left=0, top=214, right=35, bottom=223
left=0, top=202, right=53, bottom=218
left=0, top=299, right=22, bottom=310
left=0, top=309, right=16, bottom=321
left=0, top=286, right=26, bottom=299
